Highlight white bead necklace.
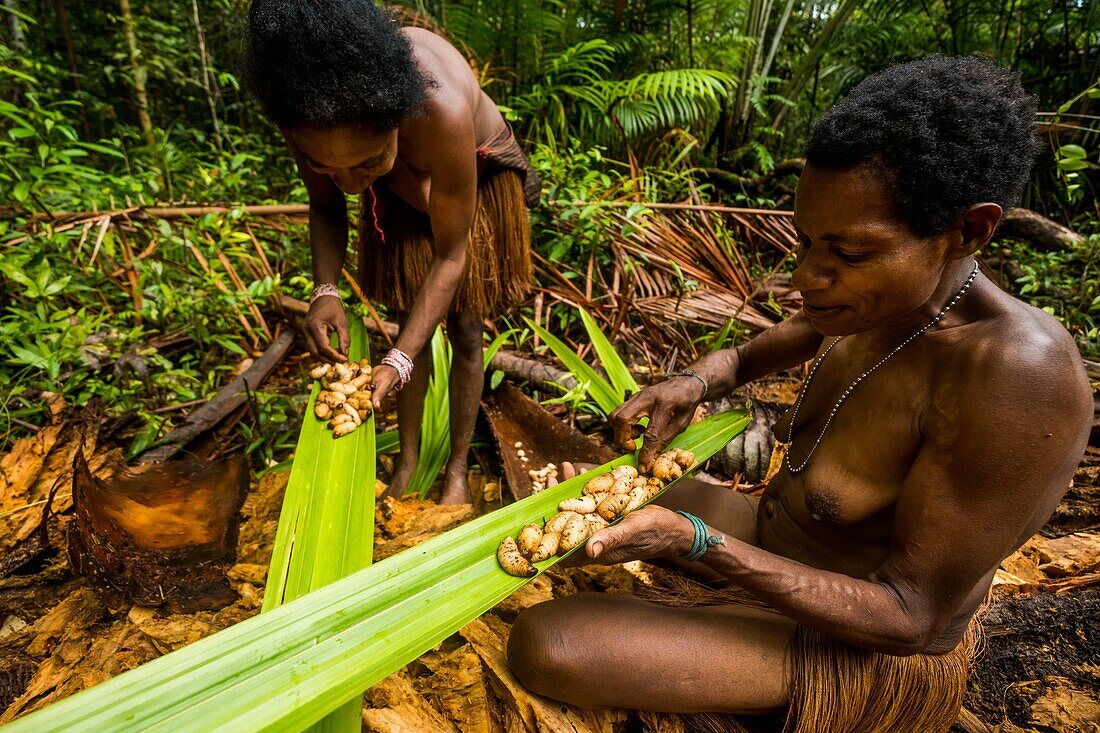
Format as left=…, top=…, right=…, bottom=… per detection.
left=782, top=261, right=980, bottom=475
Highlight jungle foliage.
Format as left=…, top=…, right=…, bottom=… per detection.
left=0, top=0, right=1097, bottom=454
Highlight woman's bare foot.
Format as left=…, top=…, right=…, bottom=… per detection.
left=383, top=453, right=419, bottom=499
left=439, top=461, right=470, bottom=504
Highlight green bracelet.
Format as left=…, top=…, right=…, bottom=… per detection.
left=675, top=510, right=726, bottom=561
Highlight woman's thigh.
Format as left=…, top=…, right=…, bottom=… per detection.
left=508, top=592, right=795, bottom=714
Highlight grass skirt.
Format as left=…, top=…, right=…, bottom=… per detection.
left=636, top=573, right=982, bottom=733
left=357, top=165, right=534, bottom=318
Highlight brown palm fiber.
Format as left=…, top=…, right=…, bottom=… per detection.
left=638, top=570, right=984, bottom=733
left=357, top=166, right=533, bottom=318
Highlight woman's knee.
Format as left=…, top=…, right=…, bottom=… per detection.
left=507, top=600, right=590, bottom=696
left=446, top=310, right=483, bottom=355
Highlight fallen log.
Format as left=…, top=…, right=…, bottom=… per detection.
left=999, top=208, right=1085, bottom=250
left=138, top=331, right=295, bottom=464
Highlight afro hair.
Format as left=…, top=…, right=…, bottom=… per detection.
left=245, top=0, right=433, bottom=132
left=804, top=56, right=1041, bottom=236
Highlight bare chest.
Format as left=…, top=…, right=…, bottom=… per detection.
left=382, top=155, right=432, bottom=213
left=769, top=346, right=933, bottom=529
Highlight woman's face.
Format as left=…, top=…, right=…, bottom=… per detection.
left=791, top=163, right=954, bottom=337
left=284, top=126, right=399, bottom=194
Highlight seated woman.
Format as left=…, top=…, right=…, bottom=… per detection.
left=507, top=57, right=1093, bottom=731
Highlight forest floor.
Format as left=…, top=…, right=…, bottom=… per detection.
left=0, top=344, right=1097, bottom=733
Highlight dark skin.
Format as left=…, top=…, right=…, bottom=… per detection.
left=287, top=28, right=509, bottom=504
left=507, top=163, right=1093, bottom=714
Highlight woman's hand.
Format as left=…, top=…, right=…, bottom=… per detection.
left=582, top=505, right=694, bottom=565
left=305, top=296, right=350, bottom=363
left=608, top=378, right=705, bottom=470
left=370, top=364, right=400, bottom=410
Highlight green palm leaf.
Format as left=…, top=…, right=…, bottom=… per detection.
left=261, top=316, right=376, bottom=732
left=578, top=307, right=639, bottom=400
left=407, top=327, right=451, bottom=498
left=5, top=410, right=749, bottom=733
left=524, top=315, right=622, bottom=415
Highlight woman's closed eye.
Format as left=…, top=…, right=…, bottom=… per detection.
left=835, top=249, right=870, bottom=264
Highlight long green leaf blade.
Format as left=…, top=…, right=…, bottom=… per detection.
left=408, top=327, right=451, bottom=498
left=5, top=411, right=749, bottom=733
left=262, top=316, right=376, bottom=732
left=524, top=316, right=621, bottom=414
left=578, top=307, right=639, bottom=399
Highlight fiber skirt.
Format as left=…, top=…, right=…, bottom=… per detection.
left=357, top=161, right=535, bottom=319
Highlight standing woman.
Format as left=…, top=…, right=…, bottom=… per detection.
left=245, top=1, right=539, bottom=503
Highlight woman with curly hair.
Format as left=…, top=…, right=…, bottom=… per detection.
left=246, top=1, right=538, bottom=503
left=508, top=57, right=1093, bottom=731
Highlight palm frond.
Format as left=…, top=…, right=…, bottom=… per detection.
left=5, top=411, right=750, bottom=733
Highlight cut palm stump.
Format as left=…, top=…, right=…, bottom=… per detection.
left=497, top=450, right=694, bottom=576
left=66, top=450, right=247, bottom=610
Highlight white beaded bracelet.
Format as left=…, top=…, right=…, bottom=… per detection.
left=380, top=348, right=414, bottom=389
left=309, top=283, right=341, bottom=305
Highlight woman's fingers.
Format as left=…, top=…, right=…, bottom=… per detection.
left=370, top=365, right=398, bottom=410
left=310, top=320, right=348, bottom=363
left=609, top=391, right=653, bottom=452
left=335, top=314, right=351, bottom=355
left=638, top=404, right=676, bottom=469
left=560, top=462, right=598, bottom=481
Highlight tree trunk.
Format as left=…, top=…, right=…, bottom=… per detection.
left=118, top=0, right=155, bottom=146
left=190, top=0, right=223, bottom=151
left=2, top=0, right=25, bottom=51
left=726, top=0, right=775, bottom=151
left=770, top=0, right=864, bottom=131
left=68, top=449, right=247, bottom=610
left=760, top=0, right=797, bottom=81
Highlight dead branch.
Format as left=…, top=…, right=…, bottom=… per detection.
left=138, top=331, right=295, bottom=464
left=24, top=204, right=310, bottom=223
left=999, top=208, right=1085, bottom=250
left=547, top=199, right=793, bottom=217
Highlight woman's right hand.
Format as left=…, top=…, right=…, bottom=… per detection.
left=608, top=377, right=706, bottom=470
left=304, top=295, right=350, bottom=362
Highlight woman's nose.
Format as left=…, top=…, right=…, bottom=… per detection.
left=791, top=245, right=832, bottom=293
left=331, top=171, right=370, bottom=194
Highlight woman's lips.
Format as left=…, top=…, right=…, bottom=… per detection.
left=803, top=302, right=845, bottom=317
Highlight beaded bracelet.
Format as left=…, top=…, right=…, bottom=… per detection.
left=675, top=510, right=726, bottom=561
left=309, top=283, right=341, bottom=305
left=380, top=348, right=414, bottom=390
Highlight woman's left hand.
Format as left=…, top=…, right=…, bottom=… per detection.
left=370, top=364, right=401, bottom=410
left=583, top=505, right=696, bottom=565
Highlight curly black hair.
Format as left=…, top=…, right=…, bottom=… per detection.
left=245, top=0, right=432, bottom=132
left=805, top=56, right=1041, bottom=236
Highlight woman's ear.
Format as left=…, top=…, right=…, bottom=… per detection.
left=953, top=202, right=1003, bottom=259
